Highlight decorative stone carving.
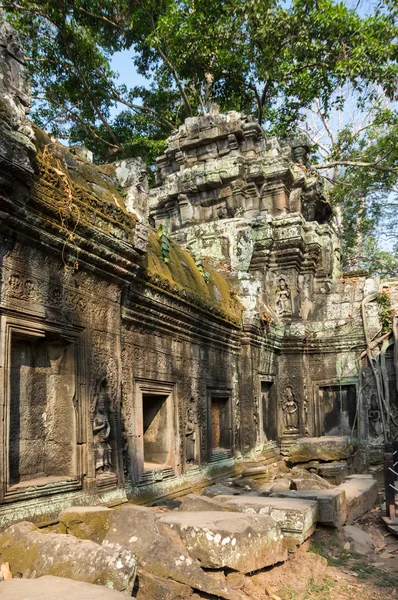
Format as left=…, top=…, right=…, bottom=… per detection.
left=303, top=387, right=309, bottom=435
left=368, top=393, right=383, bottom=437
left=185, top=399, right=197, bottom=464
left=281, top=387, right=299, bottom=433
left=276, top=278, right=292, bottom=316
left=93, top=380, right=113, bottom=475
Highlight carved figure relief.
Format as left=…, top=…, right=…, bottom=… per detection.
left=302, top=383, right=309, bottom=435
left=369, top=393, right=383, bottom=436
left=185, top=399, right=197, bottom=464
left=93, top=380, right=113, bottom=474
left=276, top=277, right=292, bottom=316
left=5, top=272, right=39, bottom=302
left=303, top=398, right=309, bottom=435
left=281, top=386, right=299, bottom=432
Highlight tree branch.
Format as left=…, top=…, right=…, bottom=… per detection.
left=248, top=83, right=263, bottom=125
left=152, top=41, right=193, bottom=117
left=57, top=28, right=122, bottom=150
left=313, top=160, right=398, bottom=172
left=78, top=7, right=122, bottom=29
left=44, top=93, right=120, bottom=153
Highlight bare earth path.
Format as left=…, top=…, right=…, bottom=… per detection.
left=256, top=506, right=398, bottom=600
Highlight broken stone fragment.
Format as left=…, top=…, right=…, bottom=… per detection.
left=241, top=465, right=269, bottom=479
left=343, top=524, right=375, bottom=555
left=257, top=479, right=292, bottom=493
left=0, top=521, right=137, bottom=593
left=288, top=436, right=352, bottom=464
left=317, top=461, right=348, bottom=485
left=157, top=510, right=287, bottom=573
left=291, top=468, right=333, bottom=491
left=272, top=489, right=347, bottom=528
left=135, top=568, right=191, bottom=600
left=103, top=505, right=248, bottom=600
left=336, top=475, right=378, bottom=523
left=213, top=495, right=318, bottom=547
left=59, top=505, right=114, bottom=544
left=0, top=576, right=130, bottom=600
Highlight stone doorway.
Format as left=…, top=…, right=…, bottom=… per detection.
left=208, top=392, right=232, bottom=460
left=259, top=380, right=277, bottom=443
left=132, top=380, right=179, bottom=483
left=319, top=384, right=357, bottom=436
left=143, top=393, right=171, bottom=469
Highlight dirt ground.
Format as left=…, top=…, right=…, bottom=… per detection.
left=245, top=505, right=398, bottom=600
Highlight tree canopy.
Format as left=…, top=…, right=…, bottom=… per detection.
left=1, top=0, right=397, bottom=273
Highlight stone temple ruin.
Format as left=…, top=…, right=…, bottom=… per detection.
left=0, top=20, right=397, bottom=599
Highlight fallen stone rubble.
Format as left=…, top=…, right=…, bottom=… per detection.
left=0, top=459, right=379, bottom=599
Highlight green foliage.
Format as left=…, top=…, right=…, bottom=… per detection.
left=326, top=105, right=398, bottom=271
left=2, top=0, right=397, bottom=156
left=157, top=224, right=171, bottom=263
left=375, top=289, right=393, bottom=332
left=193, top=256, right=211, bottom=283
left=1, top=0, right=398, bottom=275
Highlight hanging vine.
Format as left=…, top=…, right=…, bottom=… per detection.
left=42, top=144, right=81, bottom=271
left=361, top=282, right=398, bottom=442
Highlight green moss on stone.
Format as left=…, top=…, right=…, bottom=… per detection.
left=59, top=508, right=112, bottom=544
left=143, top=230, right=243, bottom=325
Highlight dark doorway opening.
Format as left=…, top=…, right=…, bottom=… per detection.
left=260, top=381, right=277, bottom=442
left=319, top=384, right=356, bottom=436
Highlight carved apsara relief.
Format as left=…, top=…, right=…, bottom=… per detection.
left=281, top=386, right=299, bottom=433
left=93, top=379, right=113, bottom=475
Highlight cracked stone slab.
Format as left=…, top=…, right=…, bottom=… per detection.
left=272, top=489, right=347, bottom=528
left=157, top=510, right=287, bottom=573
left=103, top=505, right=249, bottom=600
left=213, top=495, right=318, bottom=546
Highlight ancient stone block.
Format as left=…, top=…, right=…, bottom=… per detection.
left=317, top=462, right=348, bottom=485
left=273, top=489, right=347, bottom=528
left=59, top=506, right=114, bottom=544
left=157, top=511, right=287, bottom=573
left=180, top=493, right=230, bottom=512
left=337, top=475, right=378, bottom=523
left=203, top=484, right=240, bottom=497
left=135, top=569, right=191, bottom=600
left=288, top=437, right=352, bottom=463
left=241, top=464, right=269, bottom=480
left=103, top=505, right=246, bottom=600
left=213, top=494, right=318, bottom=546
left=0, top=522, right=137, bottom=593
